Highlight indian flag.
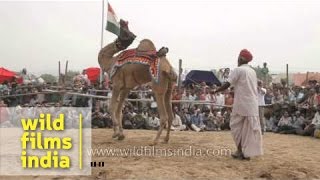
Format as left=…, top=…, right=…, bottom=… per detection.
left=106, top=2, right=120, bottom=36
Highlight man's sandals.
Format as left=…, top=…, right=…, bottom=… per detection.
left=231, top=151, right=250, bottom=161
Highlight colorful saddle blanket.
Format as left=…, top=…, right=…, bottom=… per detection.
left=110, top=49, right=161, bottom=82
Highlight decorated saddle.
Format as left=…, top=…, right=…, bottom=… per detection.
left=110, top=49, right=161, bottom=82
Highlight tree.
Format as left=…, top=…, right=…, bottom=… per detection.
left=40, top=74, right=57, bottom=83
left=64, top=70, right=80, bottom=83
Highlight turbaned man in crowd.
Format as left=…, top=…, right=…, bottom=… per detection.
left=214, top=49, right=263, bottom=160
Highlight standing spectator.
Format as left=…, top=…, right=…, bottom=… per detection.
left=206, top=89, right=216, bottom=110
left=181, top=90, right=191, bottom=109
left=215, top=91, right=225, bottom=109
left=264, top=89, right=273, bottom=105
left=273, top=90, right=284, bottom=104
left=224, top=89, right=234, bottom=106
left=257, top=81, right=267, bottom=133
left=172, top=89, right=182, bottom=110
left=188, top=90, right=197, bottom=108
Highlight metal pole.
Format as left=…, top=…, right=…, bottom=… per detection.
left=286, top=64, right=289, bottom=87
left=99, top=0, right=105, bottom=88
left=178, top=59, right=182, bottom=89
left=58, top=61, right=61, bottom=85
left=64, top=60, right=68, bottom=86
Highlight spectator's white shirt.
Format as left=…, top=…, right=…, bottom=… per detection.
left=147, top=116, right=160, bottom=127
left=216, top=93, right=225, bottom=106
left=257, top=87, right=266, bottom=106
left=312, top=112, right=320, bottom=126
left=150, top=96, right=157, bottom=108
left=278, top=116, right=292, bottom=127
left=188, top=94, right=196, bottom=101
left=107, top=92, right=112, bottom=98
left=297, top=92, right=304, bottom=101
left=172, top=114, right=183, bottom=127
left=181, top=93, right=190, bottom=109
left=227, top=64, right=259, bottom=116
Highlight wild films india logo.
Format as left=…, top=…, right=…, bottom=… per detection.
left=20, top=113, right=75, bottom=169
left=0, top=107, right=92, bottom=176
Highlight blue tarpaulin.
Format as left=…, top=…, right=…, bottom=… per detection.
left=183, top=70, right=221, bottom=86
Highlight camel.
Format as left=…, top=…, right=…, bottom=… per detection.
left=98, top=20, right=177, bottom=145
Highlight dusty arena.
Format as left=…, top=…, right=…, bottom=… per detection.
left=1, top=129, right=319, bottom=180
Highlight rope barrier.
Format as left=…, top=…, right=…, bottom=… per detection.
left=0, top=90, right=273, bottom=107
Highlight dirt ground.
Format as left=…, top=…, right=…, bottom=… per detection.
left=1, top=129, right=320, bottom=180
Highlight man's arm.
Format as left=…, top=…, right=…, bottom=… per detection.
left=214, top=82, right=231, bottom=94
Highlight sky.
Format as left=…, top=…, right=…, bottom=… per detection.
left=0, top=0, right=319, bottom=76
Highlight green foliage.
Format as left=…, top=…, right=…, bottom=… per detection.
left=65, top=70, right=80, bottom=82
left=40, top=74, right=57, bottom=83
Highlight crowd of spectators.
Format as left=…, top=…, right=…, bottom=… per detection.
left=0, top=73, right=319, bottom=139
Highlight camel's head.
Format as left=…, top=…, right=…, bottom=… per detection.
left=137, top=39, right=156, bottom=52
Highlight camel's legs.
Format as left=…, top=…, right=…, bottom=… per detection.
left=151, top=92, right=168, bottom=146
left=115, top=89, right=130, bottom=140
left=163, top=83, right=174, bottom=143
left=109, top=88, right=121, bottom=138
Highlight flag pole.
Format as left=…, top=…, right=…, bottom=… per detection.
left=99, top=0, right=105, bottom=88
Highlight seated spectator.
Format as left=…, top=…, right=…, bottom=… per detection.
left=91, top=107, right=107, bottom=128
left=190, top=109, right=205, bottom=132
left=203, top=109, right=215, bottom=131
left=276, top=111, right=294, bottom=133
left=221, top=108, right=231, bottom=130
left=132, top=111, right=147, bottom=129
left=170, top=113, right=186, bottom=131
left=297, top=104, right=320, bottom=136
left=0, top=100, right=12, bottom=128
left=179, top=107, right=192, bottom=130
left=280, top=111, right=306, bottom=134
left=123, top=107, right=135, bottom=129
left=146, top=112, right=160, bottom=130
left=141, top=107, right=149, bottom=119
left=266, top=115, right=277, bottom=132
left=214, top=111, right=224, bottom=131
left=291, top=111, right=306, bottom=133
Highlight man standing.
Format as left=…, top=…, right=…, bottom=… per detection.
left=257, top=81, right=267, bottom=133
left=214, top=49, right=263, bottom=160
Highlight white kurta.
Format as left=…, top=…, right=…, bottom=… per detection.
left=228, top=64, right=259, bottom=116
left=227, top=64, right=263, bottom=158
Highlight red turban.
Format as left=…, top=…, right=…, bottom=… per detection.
left=239, top=49, right=253, bottom=62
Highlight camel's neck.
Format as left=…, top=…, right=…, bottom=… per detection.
left=98, top=43, right=121, bottom=73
